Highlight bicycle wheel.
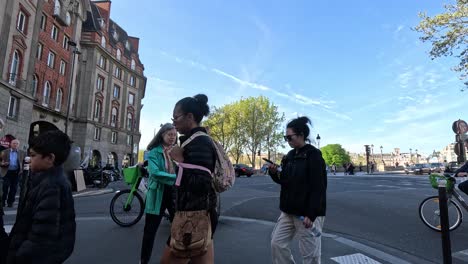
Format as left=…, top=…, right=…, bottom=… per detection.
left=109, top=189, right=144, bottom=227
left=419, top=195, right=463, bottom=232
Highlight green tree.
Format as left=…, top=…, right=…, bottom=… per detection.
left=414, top=0, right=468, bottom=89
left=321, top=144, right=351, bottom=166
left=203, top=96, right=284, bottom=166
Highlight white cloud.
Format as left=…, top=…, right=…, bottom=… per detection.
left=398, top=96, right=415, bottom=101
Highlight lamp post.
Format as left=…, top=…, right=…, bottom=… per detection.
left=371, top=144, right=374, bottom=162
left=410, top=148, right=412, bottom=164
left=64, top=41, right=81, bottom=135
left=380, top=145, right=384, bottom=165
left=316, top=134, right=321, bottom=149
left=415, top=149, right=419, bottom=163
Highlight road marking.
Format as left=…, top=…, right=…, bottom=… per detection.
left=333, top=237, right=411, bottom=264
left=331, top=253, right=382, bottom=264
left=453, top=248, right=468, bottom=261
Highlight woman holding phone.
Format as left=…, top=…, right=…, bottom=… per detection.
left=268, top=116, right=327, bottom=264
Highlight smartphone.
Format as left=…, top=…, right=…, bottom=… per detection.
left=262, top=158, right=277, bottom=165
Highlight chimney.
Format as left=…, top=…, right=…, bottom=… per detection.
left=128, top=37, right=139, bottom=52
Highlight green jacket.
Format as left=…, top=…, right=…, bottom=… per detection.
left=145, top=145, right=176, bottom=215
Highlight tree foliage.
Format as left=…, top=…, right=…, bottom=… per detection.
left=320, top=144, right=351, bottom=166
left=414, top=0, right=468, bottom=89
left=203, top=96, right=285, bottom=167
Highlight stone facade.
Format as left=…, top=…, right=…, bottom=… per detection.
left=0, top=0, right=146, bottom=168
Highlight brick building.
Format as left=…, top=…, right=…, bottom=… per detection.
left=76, top=0, right=146, bottom=167
left=0, top=0, right=146, bottom=169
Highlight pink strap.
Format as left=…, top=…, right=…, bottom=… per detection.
left=175, top=162, right=212, bottom=186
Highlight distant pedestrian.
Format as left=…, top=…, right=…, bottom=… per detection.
left=370, top=162, right=375, bottom=174
left=140, top=123, right=177, bottom=264
left=1, top=139, right=25, bottom=208
left=343, top=163, right=347, bottom=175
left=7, top=130, right=76, bottom=264
left=161, top=94, right=218, bottom=264
left=268, top=116, right=327, bottom=264
left=331, top=163, right=336, bottom=175
left=359, top=162, right=362, bottom=172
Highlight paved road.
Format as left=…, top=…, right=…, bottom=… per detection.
left=4, top=173, right=468, bottom=263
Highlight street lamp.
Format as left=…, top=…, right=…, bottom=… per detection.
left=415, top=149, right=419, bottom=163
left=316, top=134, right=321, bottom=148
left=380, top=145, right=384, bottom=165
left=371, top=144, right=374, bottom=162
left=64, top=40, right=81, bottom=135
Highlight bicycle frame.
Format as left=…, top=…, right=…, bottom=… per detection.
left=122, top=175, right=144, bottom=209
left=450, top=188, right=468, bottom=212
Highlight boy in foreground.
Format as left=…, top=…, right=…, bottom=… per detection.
left=7, top=131, right=76, bottom=264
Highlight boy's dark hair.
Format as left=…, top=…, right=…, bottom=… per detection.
left=286, top=116, right=312, bottom=143
left=30, top=130, right=72, bottom=166
left=175, top=94, right=210, bottom=124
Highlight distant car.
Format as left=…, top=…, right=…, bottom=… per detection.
left=430, top=162, right=445, bottom=173
left=233, top=164, right=255, bottom=177
left=405, top=164, right=431, bottom=175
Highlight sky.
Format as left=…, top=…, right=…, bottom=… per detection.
left=108, top=0, right=467, bottom=156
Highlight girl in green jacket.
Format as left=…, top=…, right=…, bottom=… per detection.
left=140, top=123, right=177, bottom=264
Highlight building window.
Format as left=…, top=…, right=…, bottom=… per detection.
left=94, top=100, right=102, bottom=120
left=111, top=107, right=118, bottom=127
left=129, top=75, right=136, bottom=87
left=101, top=36, right=106, bottom=48
left=127, top=112, right=133, bottom=130
left=96, top=75, right=104, bottom=91
left=113, top=85, right=120, bottom=98
left=40, top=13, right=46, bottom=31
left=47, top=51, right=55, bottom=68
left=59, top=60, right=66, bottom=75
left=125, top=41, right=130, bottom=50
left=36, top=43, right=43, bottom=59
left=9, top=50, right=20, bottom=85
left=98, top=55, right=106, bottom=69
left=114, top=67, right=121, bottom=79
left=43, top=81, right=51, bottom=106
left=94, top=127, right=101, bottom=140
left=63, top=35, right=69, bottom=50
left=131, top=59, right=136, bottom=70
left=17, top=11, right=26, bottom=33
left=7, top=96, right=18, bottom=119
left=32, top=74, right=38, bottom=97
left=111, top=131, right=117, bottom=144
left=51, top=25, right=58, bottom=41
left=54, top=0, right=61, bottom=15
left=127, top=135, right=132, bottom=146
left=128, top=93, right=134, bottom=106
left=55, top=88, right=63, bottom=111
left=116, top=49, right=121, bottom=61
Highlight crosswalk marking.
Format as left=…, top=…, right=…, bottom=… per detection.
left=331, top=253, right=382, bottom=264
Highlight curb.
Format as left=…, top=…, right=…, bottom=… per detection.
left=72, top=188, right=114, bottom=198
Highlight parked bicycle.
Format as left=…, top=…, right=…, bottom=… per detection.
left=110, top=164, right=221, bottom=227
left=419, top=174, right=468, bottom=232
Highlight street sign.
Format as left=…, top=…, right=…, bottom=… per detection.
left=452, top=119, right=468, bottom=135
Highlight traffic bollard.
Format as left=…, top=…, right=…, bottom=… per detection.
left=438, top=179, right=452, bottom=264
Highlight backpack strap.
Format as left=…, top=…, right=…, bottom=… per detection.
left=174, top=162, right=212, bottom=187
left=180, top=131, right=208, bottom=148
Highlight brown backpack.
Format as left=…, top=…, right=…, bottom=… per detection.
left=170, top=210, right=212, bottom=258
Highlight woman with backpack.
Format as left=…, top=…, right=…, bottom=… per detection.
left=140, top=123, right=177, bottom=264
left=161, top=94, right=218, bottom=264
left=268, top=116, right=327, bottom=264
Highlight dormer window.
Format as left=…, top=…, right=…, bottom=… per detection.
left=98, top=18, right=105, bottom=28
left=101, top=35, right=106, bottom=48
left=125, top=41, right=130, bottom=50
left=112, top=30, right=118, bottom=40
left=54, top=0, right=61, bottom=16
left=65, top=11, right=71, bottom=26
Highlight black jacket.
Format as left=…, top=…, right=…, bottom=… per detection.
left=269, top=144, right=327, bottom=221
left=176, top=127, right=217, bottom=212
left=7, top=166, right=76, bottom=264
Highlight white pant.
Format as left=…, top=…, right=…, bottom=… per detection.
left=271, top=212, right=325, bottom=264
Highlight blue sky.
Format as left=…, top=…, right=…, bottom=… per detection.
left=110, top=0, right=467, bottom=156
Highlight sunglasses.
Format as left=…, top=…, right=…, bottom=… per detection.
left=171, top=114, right=185, bottom=122
left=283, top=134, right=298, bottom=142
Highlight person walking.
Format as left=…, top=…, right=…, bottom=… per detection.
left=331, top=163, right=336, bottom=175
left=1, top=139, right=25, bottom=208
left=140, top=123, right=177, bottom=264
left=268, top=116, right=327, bottom=264
left=6, top=130, right=75, bottom=264
left=161, top=94, right=218, bottom=264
